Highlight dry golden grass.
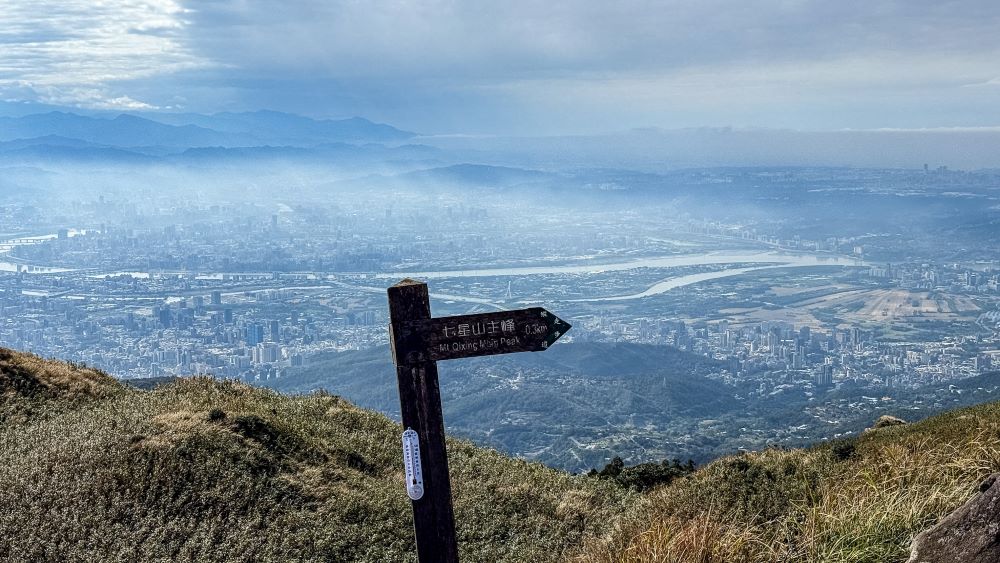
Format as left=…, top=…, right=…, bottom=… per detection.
left=0, top=349, right=633, bottom=562
left=1, top=348, right=122, bottom=427
left=8, top=346, right=1000, bottom=562
left=0, top=348, right=118, bottom=401
left=581, top=403, right=1000, bottom=563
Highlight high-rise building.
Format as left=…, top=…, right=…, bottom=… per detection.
left=246, top=323, right=265, bottom=346
left=815, top=364, right=834, bottom=387
left=211, top=291, right=222, bottom=306
left=154, top=306, right=172, bottom=328
left=792, top=352, right=803, bottom=370
left=175, top=308, right=194, bottom=329
left=253, top=343, right=281, bottom=364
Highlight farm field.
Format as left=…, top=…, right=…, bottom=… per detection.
left=721, top=287, right=982, bottom=330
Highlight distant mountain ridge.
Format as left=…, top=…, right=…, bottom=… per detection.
left=0, top=110, right=416, bottom=150
left=146, top=110, right=416, bottom=144
left=0, top=112, right=241, bottom=147
left=0, top=110, right=436, bottom=170
left=0, top=135, right=99, bottom=150
left=398, top=163, right=553, bottom=185
left=5, top=103, right=1000, bottom=168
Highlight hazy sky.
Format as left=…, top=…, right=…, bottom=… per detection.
left=2, top=0, right=999, bottom=134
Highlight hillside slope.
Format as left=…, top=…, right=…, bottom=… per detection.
left=0, top=348, right=630, bottom=562
left=580, top=396, right=1000, bottom=562
left=8, top=346, right=1000, bottom=563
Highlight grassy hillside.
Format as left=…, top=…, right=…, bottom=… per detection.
left=7, top=346, right=1000, bottom=563
left=0, top=348, right=630, bottom=562
left=579, top=402, right=1000, bottom=562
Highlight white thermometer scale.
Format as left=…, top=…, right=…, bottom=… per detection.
left=402, top=428, right=425, bottom=500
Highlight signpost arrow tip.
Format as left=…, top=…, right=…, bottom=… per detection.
left=542, top=309, right=571, bottom=348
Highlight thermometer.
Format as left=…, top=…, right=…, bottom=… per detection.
left=402, top=428, right=424, bottom=500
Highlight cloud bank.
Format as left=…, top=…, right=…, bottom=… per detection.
left=0, top=0, right=204, bottom=109
left=2, top=1, right=1000, bottom=133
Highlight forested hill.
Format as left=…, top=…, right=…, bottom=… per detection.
left=264, top=342, right=732, bottom=471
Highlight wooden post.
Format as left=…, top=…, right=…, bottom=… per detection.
left=387, top=279, right=459, bottom=563
left=387, top=278, right=570, bottom=561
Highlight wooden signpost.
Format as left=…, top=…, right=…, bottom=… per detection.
left=387, top=279, right=571, bottom=563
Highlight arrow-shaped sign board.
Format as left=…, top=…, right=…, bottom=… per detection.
left=386, top=279, right=571, bottom=563
left=394, top=307, right=571, bottom=362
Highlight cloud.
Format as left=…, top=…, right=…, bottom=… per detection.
left=962, top=76, right=1000, bottom=87
left=165, top=0, right=1000, bottom=132
left=178, top=0, right=1000, bottom=78
left=2, top=1, right=1000, bottom=132
left=0, top=0, right=207, bottom=110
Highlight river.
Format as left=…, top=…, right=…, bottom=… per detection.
left=2, top=235, right=863, bottom=303
left=379, top=251, right=860, bottom=279
left=0, top=230, right=87, bottom=273
left=381, top=251, right=863, bottom=303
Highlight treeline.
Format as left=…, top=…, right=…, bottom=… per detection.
left=590, top=456, right=697, bottom=492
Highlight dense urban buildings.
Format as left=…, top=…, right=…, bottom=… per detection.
left=2, top=164, right=998, bottom=467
